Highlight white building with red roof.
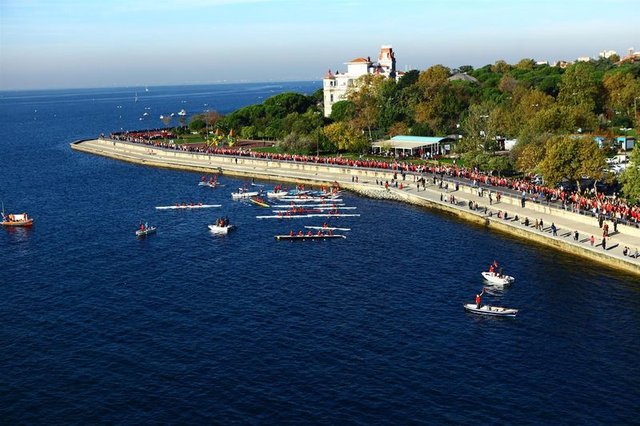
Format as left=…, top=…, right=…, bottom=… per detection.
left=323, top=45, right=401, bottom=117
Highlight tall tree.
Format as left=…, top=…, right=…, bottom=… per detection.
left=557, top=62, right=599, bottom=110
left=603, top=71, right=640, bottom=123
left=619, top=144, right=640, bottom=202
left=348, top=74, right=385, bottom=140
left=323, top=121, right=367, bottom=152
left=329, top=100, right=356, bottom=122
left=540, top=135, right=605, bottom=190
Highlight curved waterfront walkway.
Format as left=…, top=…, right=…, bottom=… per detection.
left=71, top=138, right=640, bottom=277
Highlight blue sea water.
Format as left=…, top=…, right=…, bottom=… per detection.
left=0, top=82, right=638, bottom=424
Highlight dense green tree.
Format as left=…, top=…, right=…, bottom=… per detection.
left=540, top=135, right=605, bottom=189
left=513, top=132, right=549, bottom=173
left=491, top=60, right=511, bottom=74
left=323, top=121, right=367, bottom=152
left=516, top=58, right=536, bottom=70
left=396, top=69, right=420, bottom=90
left=188, top=117, right=206, bottom=132
left=498, top=75, right=519, bottom=93
left=619, top=144, right=640, bottom=202
left=457, top=103, right=494, bottom=153
left=557, top=62, right=599, bottom=110
left=603, top=71, right=640, bottom=123
left=278, top=132, right=315, bottom=154
left=263, top=92, right=313, bottom=119
left=348, top=74, right=385, bottom=140
left=240, top=125, right=257, bottom=140
left=329, top=100, right=356, bottom=122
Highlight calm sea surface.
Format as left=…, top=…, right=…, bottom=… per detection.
left=0, top=83, right=638, bottom=424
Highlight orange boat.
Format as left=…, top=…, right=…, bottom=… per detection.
left=1, top=212, right=34, bottom=227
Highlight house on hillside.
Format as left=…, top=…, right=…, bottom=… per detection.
left=323, top=45, right=404, bottom=117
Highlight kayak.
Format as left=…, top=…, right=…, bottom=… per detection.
left=250, top=197, right=270, bottom=208
left=463, top=303, right=518, bottom=317
left=275, top=234, right=346, bottom=241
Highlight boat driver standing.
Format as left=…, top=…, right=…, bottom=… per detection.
left=476, top=288, right=485, bottom=309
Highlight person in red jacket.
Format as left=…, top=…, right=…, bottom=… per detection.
left=476, top=288, right=485, bottom=309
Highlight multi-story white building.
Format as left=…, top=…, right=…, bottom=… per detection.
left=599, top=50, right=617, bottom=59
left=323, top=45, right=400, bottom=117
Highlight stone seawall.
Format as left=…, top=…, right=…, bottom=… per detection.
left=71, top=138, right=640, bottom=277
left=346, top=184, right=640, bottom=277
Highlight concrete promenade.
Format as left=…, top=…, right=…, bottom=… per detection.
left=71, top=138, right=640, bottom=277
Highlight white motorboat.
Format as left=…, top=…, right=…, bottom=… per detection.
left=208, top=224, right=235, bottom=234
left=136, top=226, right=157, bottom=237
left=481, top=271, right=515, bottom=286
left=463, top=303, right=518, bottom=317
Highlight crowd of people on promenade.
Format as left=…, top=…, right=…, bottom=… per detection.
left=105, top=132, right=640, bottom=227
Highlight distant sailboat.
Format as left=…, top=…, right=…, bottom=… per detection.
left=134, top=92, right=138, bottom=102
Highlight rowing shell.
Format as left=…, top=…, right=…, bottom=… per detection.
left=198, top=182, right=225, bottom=188
left=272, top=207, right=356, bottom=213
left=231, top=191, right=260, bottom=199
left=275, top=197, right=343, bottom=203
left=275, top=234, right=346, bottom=241
left=156, top=204, right=221, bottom=210
left=272, top=203, right=345, bottom=208
left=256, top=213, right=360, bottom=219
left=304, top=226, right=351, bottom=231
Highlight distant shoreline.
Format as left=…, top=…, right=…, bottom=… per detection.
left=71, top=138, right=640, bottom=277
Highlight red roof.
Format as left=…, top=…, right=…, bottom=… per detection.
left=349, top=57, right=370, bottom=63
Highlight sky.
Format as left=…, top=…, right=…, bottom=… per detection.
left=1, top=0, right=638, bottom=90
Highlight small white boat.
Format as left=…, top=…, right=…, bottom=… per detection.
left=178, top=109, right=186, bottom=116
left=481, top=271, right=515, bottom=286
left=208, top=224, right=235, bottom=234
left=463, top=303, right=518, bottom=317
left=231, top=190, right=259, bottom=199
left=136, top=226, right=157, bottom=237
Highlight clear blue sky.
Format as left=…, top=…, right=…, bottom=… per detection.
left=1, top=0, right=638, bottom=90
